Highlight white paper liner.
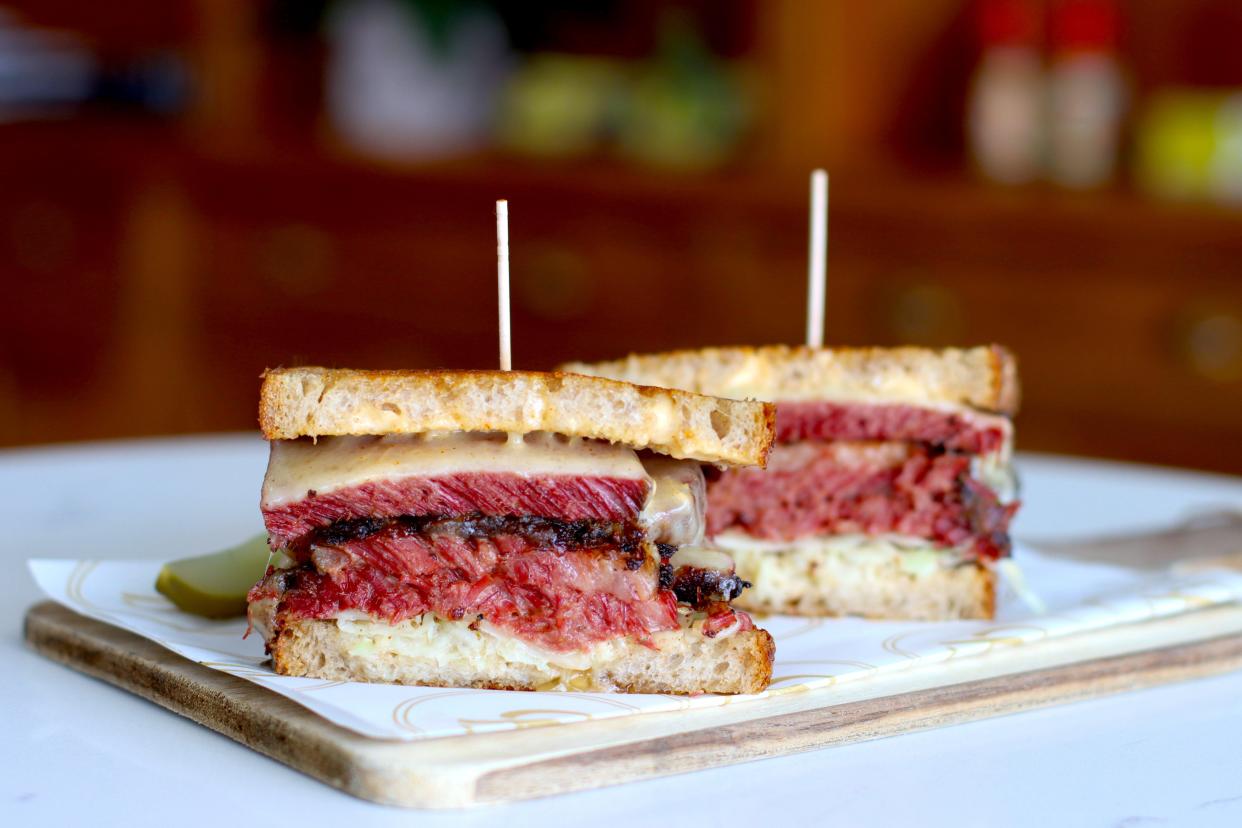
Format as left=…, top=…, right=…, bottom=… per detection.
left=27, top=546, right=1242, bottom=741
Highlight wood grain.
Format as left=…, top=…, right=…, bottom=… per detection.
left=24, top=600, right=1242, bottom=809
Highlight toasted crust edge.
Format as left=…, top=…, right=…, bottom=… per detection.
left=259, top=367, right=776, bottom=468
left=266, top=616, right=775, bottom=695
left=989, top=344, right=1021, bottom=416
left=563, top=344, right=1020, bottom=416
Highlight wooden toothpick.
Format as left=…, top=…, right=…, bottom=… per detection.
left=806, top=169, right=828, bottom=349
left=497, top=199, right=511, bottom=371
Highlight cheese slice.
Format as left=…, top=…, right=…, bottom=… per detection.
left=262, top=431, right=648, bottom=508
left=639, top=457, right=706, bottom=546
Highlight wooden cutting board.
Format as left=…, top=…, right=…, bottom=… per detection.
left=24, top=599, right=1242, bottom=809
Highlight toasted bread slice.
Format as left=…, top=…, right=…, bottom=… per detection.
left=262, top=612, right=775, bottom=695
left=260, top=367, right=775, bottom=467
left=721, top=535, right=996, bottom=620
left=563, top=345, right=1018, bottom=415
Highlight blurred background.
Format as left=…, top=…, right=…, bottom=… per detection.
left=0, top=0, right=1240, bottom=472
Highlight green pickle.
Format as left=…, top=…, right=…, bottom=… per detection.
left=155, top=534, right=271, bottom=618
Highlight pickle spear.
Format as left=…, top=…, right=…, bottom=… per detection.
left=155, top=534, right=271, bottom=618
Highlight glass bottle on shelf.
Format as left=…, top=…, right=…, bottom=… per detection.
left=967, top=0, right=1045, bottom=185
left=1047, top=0, right=1127, bottom=188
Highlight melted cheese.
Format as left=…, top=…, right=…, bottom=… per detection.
left=638, top=457, right=706, bottom=546
left=262, top=431, right=648, bottom=508
left=668, top=545, right=734, bottom=573
left=973, top=450, right=1018, bottom=504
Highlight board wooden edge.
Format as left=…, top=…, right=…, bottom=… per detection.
left=24, top=600, right=1242, bottom=809
left=477, top=632, right=1242, bottom=803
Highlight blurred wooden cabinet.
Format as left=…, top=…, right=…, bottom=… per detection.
left=0, top=128, right=133, bottom=440
left=820, top=186, right=1242, bottom=471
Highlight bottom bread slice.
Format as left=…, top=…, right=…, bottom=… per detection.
left=262, top=610, right=775, bottom=695
left=720, top=534, right=997, bottom=620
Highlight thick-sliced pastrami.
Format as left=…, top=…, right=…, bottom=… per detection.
left=255, top=562, right=679, bottom=652
left=775, top=401, right=1009, bottom=455
left=251, top=517, right=680, bottom=651
left=263, top=472, right=650, bottom=550
left=298, top=518, right=656, bottom=604
left=705, top=442, right=1016, bottom=559
left=307, top=513, right=645, bottom=560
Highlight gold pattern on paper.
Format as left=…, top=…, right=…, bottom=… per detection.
left=458, top=709, right=595, bottom=731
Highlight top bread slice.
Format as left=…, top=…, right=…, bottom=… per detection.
left=563, top=345, right=1019, bottom=415
left=260, top=367, right=776, bottom=467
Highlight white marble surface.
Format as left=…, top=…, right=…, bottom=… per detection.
left=5, top=435, right=1242, bottom=827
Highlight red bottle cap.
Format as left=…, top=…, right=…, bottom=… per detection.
left=977, top=0, right=1043, bottom=47
left=1051, top=0, right=1120, bottom=53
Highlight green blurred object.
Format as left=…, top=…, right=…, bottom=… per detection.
left=616, top=14, right=750, bottom=169
left=392, top=0, right=490, bottom=57
left=496, top=13, right=750, bottom=168
left=1135, top=89, right=1242, bottom=204
left=495, top=54, right=626, bottom=158
left=155, top=534, right=271, bottom=619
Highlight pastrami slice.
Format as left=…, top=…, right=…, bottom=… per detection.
left=774, top=400, right=1011, bottom=455
left=706, top=443, right=1016, bottom=559
left=263, top=472, right=650, bottom=550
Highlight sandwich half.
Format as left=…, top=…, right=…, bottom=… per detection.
left=563, top=346, right=1020, bottom=620
left=248, top=367, right=777, bottom=694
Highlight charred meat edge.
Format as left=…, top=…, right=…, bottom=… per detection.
left=268, top=517, right=744, bottom=612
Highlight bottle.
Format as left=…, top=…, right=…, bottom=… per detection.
left=1047, top=0, right=1126, bottom=188
left=968, top=0, right=1045, bottom=185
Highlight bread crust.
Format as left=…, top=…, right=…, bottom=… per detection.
left=265, top=614, right=775, bottom=695
left=259, top=367, right=775, bottom=468
left=564, top=344, right=1020, bottom=416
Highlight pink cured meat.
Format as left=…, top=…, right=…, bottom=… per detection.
left=775, top=401, right=1008, bottom=454
left=252, top=525, right=681, bottom=651
left=705, top=443, right=1016, bottom=559
left=263, top=472, right=650, bottom=549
